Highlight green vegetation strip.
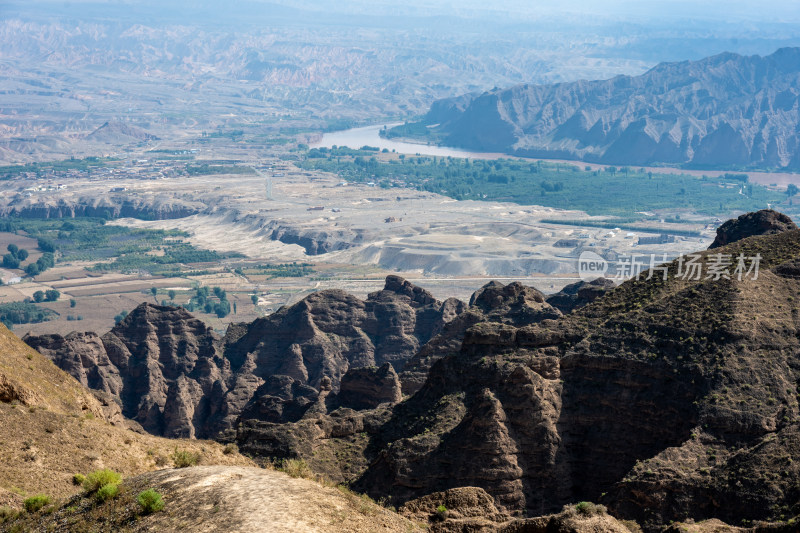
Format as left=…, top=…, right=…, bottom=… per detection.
left=300, top=149, right=787, bottom=217
left=0, top=217, right=243, bottom=275
left=235, top=262, right=314, bottom=278
left=0, top=301, right=56, bottom=327
left=0, top=156, right=111, bottom=179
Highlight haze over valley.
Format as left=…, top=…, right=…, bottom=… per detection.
left=2, top=1, right=800, bottom=532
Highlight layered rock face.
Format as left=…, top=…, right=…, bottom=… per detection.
left=233, top=280, right=565, bottom=482
left=237, top=213, right=800, bottom=530
left=400, top=280, right=562, bottom=394
left=348, top=226, right=800, bottom=530
left=25, top=275, right=460, bottom=439
left=26, top=304, right=227, bottom=438
left=418, top=47, right=800, bottom=169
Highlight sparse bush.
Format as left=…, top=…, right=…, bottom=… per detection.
left=223, top=443, right=239, bottom=455
left=83, top=469, right=121, bottom=493
left=277, top=458, right=312, bottom=479
left=435, top=504, right=448, bottom=521
left=621, top=519, right=643, bottom=532
left=95, top=483, right=119, bottom=502
left=72, top=473, right=86, bottom=486
left=172, top=449, right=200, bottom=468
left=23, top=494, right=51, bottom=513
left=574, top=501, right=606, bottom=516
left=336, top=485, right=377, bottom=516
left=137, top=489, right=165, bottom=514
left=0, top=506, right=20, bottom=523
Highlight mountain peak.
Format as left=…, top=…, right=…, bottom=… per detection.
left=417, top=47, right=800, bottom=169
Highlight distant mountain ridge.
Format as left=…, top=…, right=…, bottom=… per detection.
left=416, top=47, right=800, bottom=169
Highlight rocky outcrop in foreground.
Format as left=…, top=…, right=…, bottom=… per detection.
left=414, top=48, right=800, bottom=169
left=25, top=275, right=462, bottom=439
left=353, top=226, right=800, bottom=530
left=238, top=212, right=800, bottom=531
left=400, top=280, right=562, bottom=394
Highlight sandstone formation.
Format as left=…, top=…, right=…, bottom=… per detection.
left=347, top=226, right=800, bottom=530
left=0, top=320, right=252, bottom=506
left=25, top=275, right=460, bottom=439
left=236, top=213, right=800, bottom=531
left=400, top=281, right=562, bottom=394
left=414, top=48, right=800, bottom=169
left=17, top=211, right=800, bottom=530
left=400, top=490, right=634, bottom=533
left=708, top=209, right=798, bottom=249
left=337, top=363, right=403, bottom=410
left=545, top=277, right=616, bottom=314
left=0, top=195, right=203, bottom=220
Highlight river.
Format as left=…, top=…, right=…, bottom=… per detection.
left=309, top=124, right=510, bottom=160
left=310, top=124, right=799, bottom=188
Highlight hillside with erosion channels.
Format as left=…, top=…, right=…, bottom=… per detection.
left=0, top=320, right=436, bottom=532
left=411, top=47, right=800, bottom=169
left=0, top=317, right=253, bottom=507
left=15, top=210, right=800, bottom=531
left=24, top=275, right=467, bottom=439
left=238, top=210, right=800, bottom=531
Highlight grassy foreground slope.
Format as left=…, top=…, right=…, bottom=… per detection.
left=0, top=322, right=253, bottom=506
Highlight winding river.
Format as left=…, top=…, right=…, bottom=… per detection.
left=309, top=124, right=509, bottom=160
left=310, top=124, right=799, bottom=188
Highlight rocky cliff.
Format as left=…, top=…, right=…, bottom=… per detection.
left=348, top=225, right=800, bottom=530
left=19, top=211, right=800, bottom=529
left=0, top=195, right=203, bottom=220
left=0, top=320, right=252, bottom=506
left=414, top=47, right=800, bottom=169
left=25, top=275, right=462, bottom=439
left=234, top=213, right=800, bottom=531
left=400, top=280, right=562, bottom=394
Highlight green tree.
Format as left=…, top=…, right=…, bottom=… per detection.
left=25, top=263, right=40, bottom=277
left=45, top=289, right=60, bottom=302
left=70, top=299, right=77, bottom=308
left=33, top=291, right=45, bottom=303
left=251, top=294, right=258, bottom=306
left=787, top=184, right=799, bottom=197
left=2, top=254, right=20, bottom=269
left=37, top=237, right=56, bottom=253
left=36, top=252, right=54, bottom=272
left=7, top=244, right=18, bottom=256
left=151, top=287, right=158, bottom=302
left=168, top=290, right=176, bottom=301
left=15, top=248, right=28, bottom=261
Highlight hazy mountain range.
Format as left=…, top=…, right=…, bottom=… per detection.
left=415, top=47, right=800, bottom=170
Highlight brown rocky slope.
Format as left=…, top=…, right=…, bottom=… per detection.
left=237, top=215, right=800, bottom=531
left=0, top=322, right=252, bottom=507
left=231, top=280, right=565, bottom=484
left=25, top=275, right=464, bottom=439
left=347, top=226, right=800, bottom=530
